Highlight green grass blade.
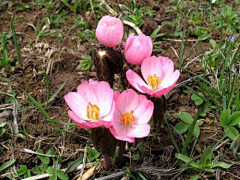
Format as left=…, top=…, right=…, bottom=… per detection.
left=165, top=117, right=180, bottom=153
left=236, top=78, right=240, bottom=111
left=0, top=160, right=16, bottom=172
left=10, top=18, right=22, bottom=68
left=47, top=78, right=68, bottom=105
left=0, top=77, right=52, bottom=121
left=1, top=33, right=8, bottom=69
left=65, top=156, right=83, bottom=173
left=181, top=108, right=202, bottom=155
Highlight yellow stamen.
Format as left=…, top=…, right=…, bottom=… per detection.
left=87, top=102, right=100, bottom=120
left=147, top=74, right=161, bottom=90
left=120, top=110, right=136, bottom=126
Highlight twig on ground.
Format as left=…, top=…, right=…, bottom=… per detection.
left=0, top=110, right=10, bottom=122
left=77, top=146, right=87, bottom=180
left=214, top=139, right=230, bottom=150
left=12, top=101, right=19, bottom=134
left=17, top=163, right=92, bottom=180
left=78, top=72, right=97, bottom=77
left=90, top=0, right=96, bottom=19
left=122, top=20, right=142, bottom=35
left=170, top=46, right=179, bottom=60
left=82, top=162, right=103, bottom=180
left=0, top=103, right=13, bottom=110
left=222, top=159, right=240, bottom=166
left=94, top=170, right=126, bottom=180
left=99, top=0, right=142, bottom=35
left=20, top=148, right=55, bottom=157
left=163, top=38, right=199, bottom=42
left=171, top=73, right=212, bottom=91
left=221, top=170, right=240, bottom=179
left=151, top=16, right=176, bottom=23
left=184, top=54, right=202, bottom=69
left=99, top=0, right=117, bottom=16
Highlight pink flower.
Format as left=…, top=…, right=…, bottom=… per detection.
left=96, top=16, right=124, bottom=47
left=64, top=80, right=115, bottom=129
left=110, top=89, right=154, bottom=143
left=126, top=56, right=180, bottom=97
left=124, top=33, right=153, bottom=65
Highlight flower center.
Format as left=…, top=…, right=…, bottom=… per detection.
left=147, top=74, right=161, bottom=90
left=87, top=102, right=100, bottom=120
left=120, top=110, right=136, bottom=126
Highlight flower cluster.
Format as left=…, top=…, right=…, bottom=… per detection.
left=65, top=80, right=154, bottom=143
left=65, top=15, right=180, bottom=144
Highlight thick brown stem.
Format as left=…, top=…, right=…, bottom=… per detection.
left=152, top=96, right=167, bottom=132
left=115, top=141, right=125, bottom=166
left=103, top=154, right=112, bottom=170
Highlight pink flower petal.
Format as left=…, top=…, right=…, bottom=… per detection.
left=151, top=83, right=176, bottom=97
left=96, top=16, right=123, bottom=47
left=141, top=56, right=163, bottom=83
left=110, top=127, right=135, bottom=143
left=125, top=45, right=148, bottom=65
left=68, top=110, right=104, bottom=129
left=116, top=89, right=140, bottom=114
left=124, top=33, right=134, bottom=52
left=159, top=56, right=174, bottom=80
left=139, top=85, right=155, bottom=95
left=126, top=124, right=151, bottom=138
left=64, top=92, right=88, bottom=120
left=133, top=95, right=154, bottom=124
left=77, top=80, right=98, bottom=105
left=77, top=80, right=114, bottom=118
left=124, top=34, right=152, bottom=65
left=161, top=70, right=180, bottom=88
left=93, top=81, right=114, bottom=118
left=126, top=69, right=148, bottom=93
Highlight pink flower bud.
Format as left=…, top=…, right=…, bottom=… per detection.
left=96, top=16, right=124, bottom=47
left=124, top=33, right=153, bottom=65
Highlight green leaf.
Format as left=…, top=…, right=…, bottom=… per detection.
left=193, top=125, right=200, bottom=137
left=86, top=146, right=100, bottom=162
left=4, top=92, right=16, bottom=103
left=0, top=160, right=16, bottom=172
left=57, top=169, right=69, bottom=180
left=229, top=111, right=240, bottom=126
left=17, top=165, right=28, bottom=176
left=46, top=167, right=55, bottom=174
left=37, top=149, right=50, bottom=165
left=175, top=123, right=189, bottom=134
left=212, top=161, right=232, bottom=169
left=209, top=39, right=217, bottom=49
left=203, top=168, right=214, bottom=173
left=190, top=174, right=200, bottom=180
left=191, top=94, right=203, bottom=106
left=0, top=123, right=7, bottom=128
left=80, top=60, right=91, bottom=70
left=225, top=127, right=239, bottom=140
left=24, top=169, right=31, bottom=178
left=220, top=109, right=231, bottom=128
left=11, top=18, right=22, bottom=68
left=178, top=112, right=193, bottom=124
left=132, top=154, right=140, bottom=161
left=198, top=147, right=213, bottom=167
left=0, top=128, right=6, bottom=137
left=65, top=156, right=83, bottom=173
left=49, top=174, right=57, bottom=180
left=175, top=153, right=198, bottom=168
left=31, top=165, right=46, bottom=175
